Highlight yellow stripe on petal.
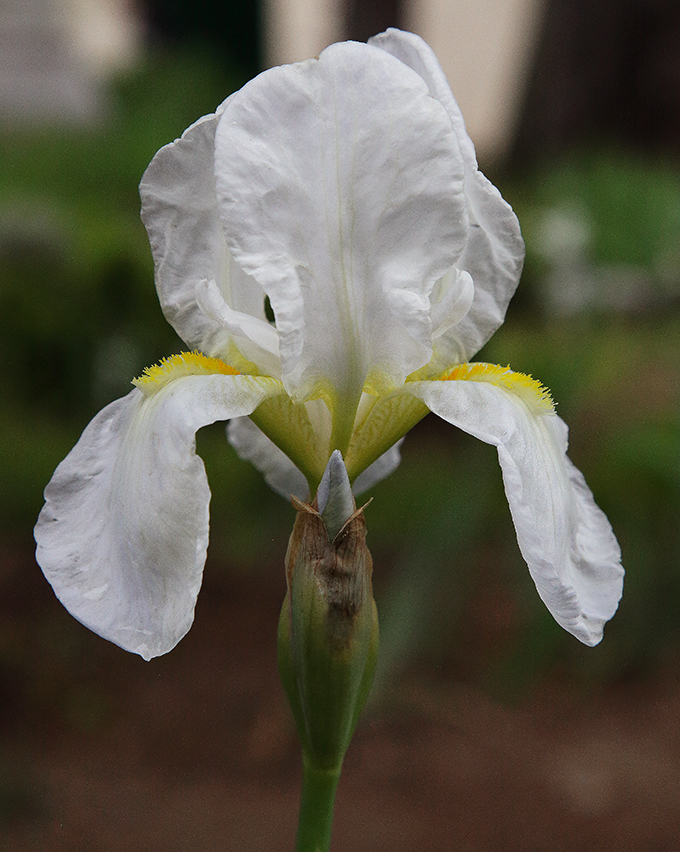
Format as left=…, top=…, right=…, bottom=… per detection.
left=133, top=351, right=240, bottom=397
left=442, top=362, right=555, bottom=414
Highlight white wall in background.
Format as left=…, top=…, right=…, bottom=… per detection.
left=406, top=0, right=546, bottom=163
left=0, top=0, right=141, bottom=122
left=263, top=0, right=344, bottom=67
left=261, top=0, right=546, bottom=163
left=64, top=0, right=142, bottom=76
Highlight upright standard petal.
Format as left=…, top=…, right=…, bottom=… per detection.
left=407, top=370, right=623, bottom=645
left=369, top=29, right=525, bottom=366
left=140, top=107, right=273, bottom=372
left=35, top=371, right=281, bottom=660
left=195, top=279, right=281, bottom=378
left=214, top=40, right=466, bottom=404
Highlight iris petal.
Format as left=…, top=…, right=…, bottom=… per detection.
left=140, top=105, right=271, bottom=365
left=369, top=29, right=525, bottom=364
left=214, top=40, right=466, bottom=403
left=407, top=377, right=623, bottom=645
left=35, top=374, right=281, bottom=659
left=195, top=279, right=281, bottom=377
left=227, top=416, right=310, bottom=501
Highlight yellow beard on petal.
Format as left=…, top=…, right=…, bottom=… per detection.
left=442, top=363, right=555, bottom=415
left=133, top=351, right=240, bottom=396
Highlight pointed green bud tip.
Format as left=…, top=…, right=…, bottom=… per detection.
left=317, top=450, right=355, bottom=541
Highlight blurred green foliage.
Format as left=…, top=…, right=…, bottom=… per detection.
left=505, top=149, right=680, bottom=313
left=1, top=50, right=679, bottom=698
left=0, top=47, right=246, bottom=530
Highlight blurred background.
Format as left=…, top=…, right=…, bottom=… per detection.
left=1, top=0, right=679, bottom=849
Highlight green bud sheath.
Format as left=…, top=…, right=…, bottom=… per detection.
left=278, top=495, right=379, bottom=771
left=279, top=452, right=379, bottom=850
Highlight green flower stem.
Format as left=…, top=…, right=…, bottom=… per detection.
left=295, top=762, right=342, bottom=852
left=281, top=453, right=378, bottom=852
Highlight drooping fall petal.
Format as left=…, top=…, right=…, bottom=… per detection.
left=35, top=372, right=281, bottom=659
left=407, top=371, right=623, bottom=644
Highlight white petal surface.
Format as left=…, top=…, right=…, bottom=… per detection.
left=35, top=375, right=280, bottom=660
left=430, top=268, right=474, bottom=339
left=140, top=107, right=271, bottom=368
left=407, top=379, right=623, bottom=644
left=214, top=40, right=466, bottom=402
left=370, top=29, right=525, bottom=365
left=195, top=279, right=281, bottom=378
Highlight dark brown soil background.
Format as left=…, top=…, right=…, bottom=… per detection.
left=2, top=540, right=679, bottom=852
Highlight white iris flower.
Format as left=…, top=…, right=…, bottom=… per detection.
left=35, top=30, right=623, bottom=661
